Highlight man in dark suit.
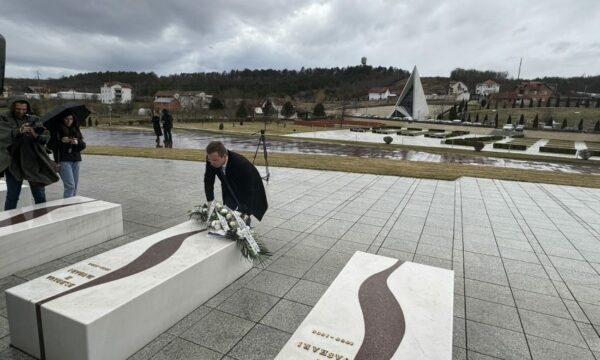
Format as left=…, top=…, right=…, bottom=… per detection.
left=204, top=141, right=268, bottom=221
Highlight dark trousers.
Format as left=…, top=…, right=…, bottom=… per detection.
left=4, top=170, right=46, bottom=210
left=163, top=129, right=172, bottom=142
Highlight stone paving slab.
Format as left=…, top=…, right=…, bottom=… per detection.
left=0, top=155, right=599, bottom=360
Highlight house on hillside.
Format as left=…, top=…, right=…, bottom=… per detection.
left=178, top=91, right=213, bottom=110
left=448, top=81, right=470, bottom=101
left=100, top=82, right=132, bottom=104
left=475, top=80, right=500, bottom=96
left=514, top=81, right=554, bottom=104
left=153, top=90, right=181, bottom=113
left=368, top=87, right=396, bottom=101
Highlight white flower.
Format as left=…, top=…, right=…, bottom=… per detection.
left=229, top=221, right=237, bottom=228
left=201, top=208, right=208, bottom=213
left=236, top=230, right=244, bottom=238
left=220, top=208, right=228, bottom=215
left=211, top=220, right=220, bottom=228
left=226, top=213, right=233, bottom=220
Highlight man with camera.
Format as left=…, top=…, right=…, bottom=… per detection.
left=0, top=98, right=58, bottom=210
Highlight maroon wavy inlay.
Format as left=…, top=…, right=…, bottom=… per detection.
left=355, top=260, right=405, bottom=360
left=0, top=200, right=96, bottom=227
left=34, top=229, right=205, bottom=360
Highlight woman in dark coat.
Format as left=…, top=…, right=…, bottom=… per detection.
left=55, top=111, right=86, bottom=198
left=151, top=111, right=162, bottom=147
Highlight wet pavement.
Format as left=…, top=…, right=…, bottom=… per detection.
left=82, top=127, right=600, bottom=175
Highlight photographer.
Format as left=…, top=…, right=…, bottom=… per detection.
left=0, top=98, right=58, bottom=210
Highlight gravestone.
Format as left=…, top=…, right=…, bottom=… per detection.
left=6, top=220, right=252, bottom=360
left=0, top=196, right=122, bottom=278
left=276, top=251, right=454, bottom=360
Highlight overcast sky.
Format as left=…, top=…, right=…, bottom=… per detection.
left=1, top=0, right=599, bottom=79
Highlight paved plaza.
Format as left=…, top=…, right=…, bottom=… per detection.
left=1, top=155, right=600, bottom=359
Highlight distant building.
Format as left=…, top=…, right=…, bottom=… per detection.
left=448, top=81, right=470, bottom=101
left=475, top=80, right=500, bottom=96
left=100, top=81, right=132, bottom=104
left=368, top=87, right=396, bottom=101
left=56, top=90, right=99, bottom=100
left=514, top=81, right=554, bottom=103
left=153, top=91, right=181, bottom=112
left=178, top=91, right=213, bottom=110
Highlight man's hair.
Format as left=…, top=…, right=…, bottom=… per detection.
left=206, top=141, right=227, bottom=156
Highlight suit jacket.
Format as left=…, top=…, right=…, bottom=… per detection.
left=204, top=150, right=268, bottom=220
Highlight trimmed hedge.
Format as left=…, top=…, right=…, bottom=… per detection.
left=444, top=136, right=502, bottom=145
left=493, top=143, right=528, bottom=151
left=539, top=146, right=577, bottom=155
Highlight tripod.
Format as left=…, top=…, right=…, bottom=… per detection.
left=252, top=129, right=270, bottom=183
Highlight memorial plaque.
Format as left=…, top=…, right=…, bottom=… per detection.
left=275, top=251, right=454, bottom=360
left=0, top=196, right=122, bottom=278
left=6, top=220, right=252, bottom=360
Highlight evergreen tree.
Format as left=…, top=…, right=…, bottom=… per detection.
left=209, top=97, right=225, bottom=110
left=595, top=120, right=600, bottom=131
left=281, top=101, right=295, bottom=118
left=475, top=113, right=480, bottom=123
left=464, top=102, right=469, bottom=112
left=262, top=100, right=277, bottom=117
left=533, top=114, right=539, bottom=128
left=494, top=112, right=499, bottom=128
left=467, top=113, right=471, bottom=122
left=546, top=97, right=552, bottom=107
left=537, top=98, right=542, bottom=107
left=507, top=115, right=512, bottom=124
left=449, top=105, right=457, bottom=120
left=483, top=114, right=488, bottom=123
left=519, top=114, right=524, bottom=125
left=313, top=102, right=326, bottom=117
left=235, top=100, right=249, bottom=118
left=529, top=99, right=533, bottom=108
left=512, top=99, right=516, bottom=108
left=578, top=118, right=584, bottom=131
left=555, top=96, right=561, bottom=107
left=561, top=118, right=567, bottom=129
left=546, top=116, right=553, bottom=126
left=520, top=99, right=524, bottom=108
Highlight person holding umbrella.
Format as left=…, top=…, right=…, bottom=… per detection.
left=42, top=103, right=90, bottom=198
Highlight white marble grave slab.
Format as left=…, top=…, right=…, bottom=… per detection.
left=0, top=179, right=33, bottom=209
left=275, top=251, right=454, bottom=360
left=0, top=196, right=122, bottom=278
left=6, top=220, right=252, bottom=360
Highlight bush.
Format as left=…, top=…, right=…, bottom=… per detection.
left=219, top=123, right=224, bottom=130
left=383, top=136, right=393, bottom=144
left=473, top=142, right=484, bottom=151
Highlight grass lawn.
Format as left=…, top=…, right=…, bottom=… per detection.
left=86, top=145, right=600, bottom=189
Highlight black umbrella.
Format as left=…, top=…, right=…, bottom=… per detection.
left=41, top=103, right=90, bottom=161
left=41, top=103, right=91, bottom=131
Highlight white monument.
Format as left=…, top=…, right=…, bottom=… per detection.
left=0, top=196, right=122, bottom=278
left=389, top=66, right=429, bottom=121
left=6, top=220, right=252, bottom=360
left=276, top=251, right=454, bottom=360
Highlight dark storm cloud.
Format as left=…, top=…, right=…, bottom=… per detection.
left=1, top=0, right=599, bottom=79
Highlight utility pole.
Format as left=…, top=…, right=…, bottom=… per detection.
left=516, top=58, right=523, bottom=80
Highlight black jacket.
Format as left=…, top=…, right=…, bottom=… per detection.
left=52, top=124, right=86, bottom=162
left=161, top=113, right=173, bottom=130
left=204, top=150, right=268, bottom=220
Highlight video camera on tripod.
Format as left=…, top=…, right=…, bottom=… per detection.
left=252, top=129, right=270, bottom=183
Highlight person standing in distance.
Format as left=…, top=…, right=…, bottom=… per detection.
left=204, top=141, right=267, bottom=222
left=161, top=109, right=173, bottom=148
